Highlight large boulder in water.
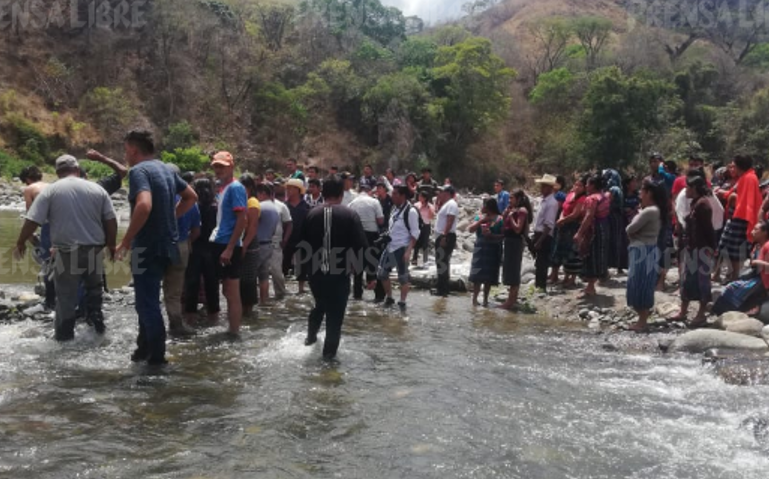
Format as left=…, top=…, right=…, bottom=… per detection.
left=667, top=330, right=769, bottom=354
left=714, top=312, right=765, bottom=337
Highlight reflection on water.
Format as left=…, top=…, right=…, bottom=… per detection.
left=0, top=210, right=131, bottom=287
left=0, top=290, right=768, bottom=479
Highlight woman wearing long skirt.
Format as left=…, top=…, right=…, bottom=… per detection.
left=626, top=180, right=666, bottom=333
left=673, top=175, right=716, bottom=328
left=575, top=174, right=611, bottom=297
left=552, top=176, right=587, bottom=288
left=469, top=198, right=504, bottom=307
left=500, top=190, right=533, bottom=310
left=603, top=169, right=626, bottom=273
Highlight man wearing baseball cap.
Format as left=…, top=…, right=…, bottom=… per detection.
left=210, top=151, right=248, bottom=336
left=14, top=155, right=118, bottom=341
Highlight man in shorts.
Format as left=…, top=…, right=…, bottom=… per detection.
left=211, top=151, right=248, bottom=336
left=377, top=186, right=420, bottom=313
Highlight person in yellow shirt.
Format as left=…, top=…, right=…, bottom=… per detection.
left=239, top=174, right=262, bottom=316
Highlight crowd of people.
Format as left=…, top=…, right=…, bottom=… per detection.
left=494, top=153, right=769, bottom=333
left=13, top=131, right=769, bottom=363
left=12, top=131, right=464, bottom=362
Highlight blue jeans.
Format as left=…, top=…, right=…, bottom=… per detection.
left=132, top=254, right=171, bottom=364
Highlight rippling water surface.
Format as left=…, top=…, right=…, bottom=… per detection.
left=0, top=290, right=768, bottom=479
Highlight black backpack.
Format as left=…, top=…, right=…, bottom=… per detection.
left=402, top=203, right=425, bottom=233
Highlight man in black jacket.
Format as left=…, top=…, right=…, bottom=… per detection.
left=300, top=175, right=368, bottom=360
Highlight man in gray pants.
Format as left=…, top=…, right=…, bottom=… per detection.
left=14, top=155, right=117, bottom=341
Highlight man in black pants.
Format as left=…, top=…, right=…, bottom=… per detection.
left=434, top=185, right=459, bottom=297
left=300, top=175, right=368, bottom=360
left=532, top=174, right=559, bottom=291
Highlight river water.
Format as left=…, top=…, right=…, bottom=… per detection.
left=0, top=215, right=768, bottom=478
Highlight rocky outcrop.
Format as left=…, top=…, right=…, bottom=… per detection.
left=666, top=330, right=769, bottom=354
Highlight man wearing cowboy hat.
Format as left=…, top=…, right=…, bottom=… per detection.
left=533, top=174, right=559, bottom=292
left=284, top=178, right=311, bottom=295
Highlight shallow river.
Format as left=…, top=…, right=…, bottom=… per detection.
left=0, top=290, right=768, bottom=479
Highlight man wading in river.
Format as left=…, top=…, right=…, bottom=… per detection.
left=19, top=166, right=54, bottom=309
left=117, top=130, right=197, bottom=365
left=300, top=175, right=368, bottom=360
left=14, top=155, right=117, bottom=341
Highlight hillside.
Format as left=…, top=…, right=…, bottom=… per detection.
left=1, top=0, right=769, bottom=185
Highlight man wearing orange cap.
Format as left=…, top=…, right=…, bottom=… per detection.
left=211, top=151, right=248, bottom=336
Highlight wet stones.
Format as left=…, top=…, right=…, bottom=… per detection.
left=667, top=330, right=769, bottom=354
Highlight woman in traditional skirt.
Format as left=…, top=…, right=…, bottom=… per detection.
left=575, top=174, right=611, bottom=298
left=712, top=221, right=769, bottom=316
left=547, top=176, right=570, bottom=283
left=469, top=198, right=505, bottom=307
left=603, top=169, right=626, bottom=273
left=712, top=165, right=735, bottom=283
left=551, top=176, right=587, bottom=288
left=239, top=173, right=262, bottom=317
left=499, top=190, right=533, bottom=310
left=626, top=180, right=665, bottom=332
left=717, top=156, right=763, bottom=283
left=672, top=174, right=715, bottom=328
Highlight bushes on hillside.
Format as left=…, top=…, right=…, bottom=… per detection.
left=161, top=147, right=210, bottom=173
left=2, top=114, right=51, bottom=164
left=0, top=150, right=28, bottom=178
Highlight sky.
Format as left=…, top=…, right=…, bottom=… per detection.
left=382, top=0, right=465, bottom=22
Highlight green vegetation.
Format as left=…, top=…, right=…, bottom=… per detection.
left=161, top=147, right=211, bottom=173
left=4, top=0, right=769, bottom=183
left=0, top=150, right=27, bottom=178
left=3, top=115, right=51, bottom=165
left=79, top=160, right=117, bottom=180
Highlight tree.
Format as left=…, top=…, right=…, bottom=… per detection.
left=256, top=5, right=294, bottom=51
left=526, top=17, right=572, bottom=77
left=431, top=37, right=517, bottom=163
left=579, top=67, right=674, bottom=169
left=529, top=68, right=575, bottom=107
left=704, top=0, right=769, bottom=65
left=571, top=16, right=612, bottom=70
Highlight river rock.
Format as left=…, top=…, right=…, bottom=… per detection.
left=456, top=219, right=471, bottom=232
left=655, top=302, right=678, bottom=318
left=462, top=239, right=474, bottom=253
left=714, top=316, right=765, bottom=337
left=16, top=293, right=40, bottom=304
left=762, top=325, right=769, bottom=343
left=23, top=304, right=45, bottom=316
left=667, top=330, right=769, bottom=354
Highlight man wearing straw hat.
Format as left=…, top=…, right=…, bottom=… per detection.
left=532, top=174, right=559, bottom=292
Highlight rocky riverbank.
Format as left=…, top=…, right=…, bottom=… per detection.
left=0, top=179, right=25, bottom=211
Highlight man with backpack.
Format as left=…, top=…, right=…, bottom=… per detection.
left=377, top=185, right=420, bottom=313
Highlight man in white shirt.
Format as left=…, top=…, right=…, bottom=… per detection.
left=532, top=174, right=559, bottom=291
left=349, top=185, right=385, bottom=300
left=434, top=185, right=459, bottom=297
left=377, top=186, right=420, bottom=312
left=341, top=172, right=358, bottom=206
left=265, top=189, right=293, bottom=300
